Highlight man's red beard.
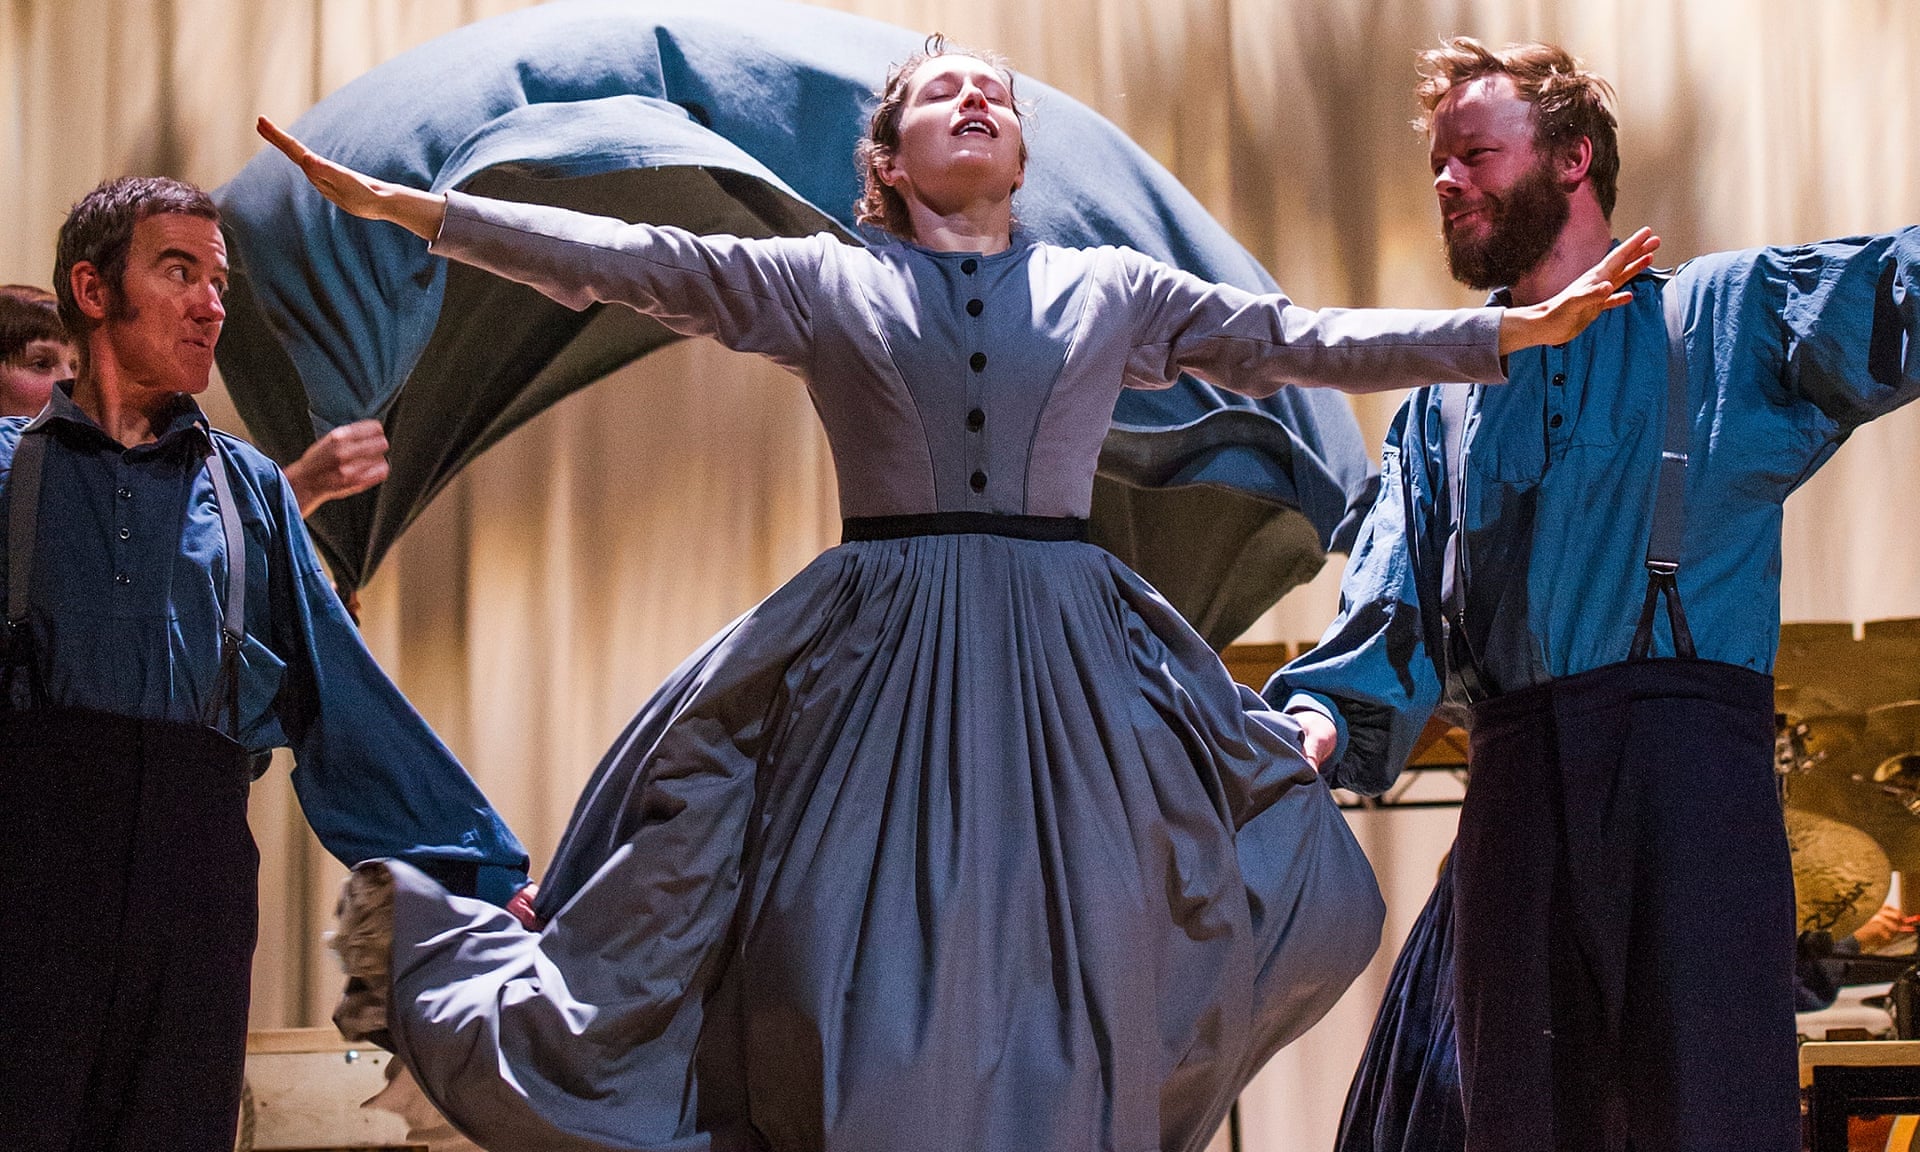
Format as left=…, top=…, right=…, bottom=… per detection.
left=1442, top=157, right=1572, bottom=291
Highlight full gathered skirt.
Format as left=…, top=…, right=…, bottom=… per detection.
left=379, top=535, right=1384, bottom=1152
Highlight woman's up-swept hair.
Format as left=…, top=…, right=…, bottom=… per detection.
left=0, top=285, right=66, bottom=365
left=1414, top=37, right=1621, bottom=219
left=854, top=34, right=1028, bottom=240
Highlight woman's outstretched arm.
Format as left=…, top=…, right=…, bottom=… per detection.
left=1122, top=229, right=1659, bottom=396
left=259, top=117, right=448, bottom=239
left=258, top=117, right=821, bottom=372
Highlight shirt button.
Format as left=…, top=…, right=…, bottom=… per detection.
left=1550, top=413, right=1565, bottom=429
left=118, top=528, right=131, bottom=541
left=1552, top=372, right=1567, bottom=387
left=966, top=408, right=986, bottom=431
left=960, top=258, right=978, bottom=275
left=117, top=486, right=133, bottom=499
left=969, top=470, right=988, bottom=492
left=114, top=572, right=132, bottom=586
left=966, top=298, right=984, bottom=317
left=970, top=352, right=987, bottom=372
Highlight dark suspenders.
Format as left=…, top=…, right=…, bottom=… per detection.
left=5, top=418, right=249, bottom=736
left=1433, top=270, right=1695, bottom=699
left=3, top=430, right=51, bottom=710
left=1630, top=280, right=1697, bottom=661
left=1437, top=382, right=1490, bottom=701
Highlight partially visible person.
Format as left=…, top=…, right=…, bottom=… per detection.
left=1271, top=36, right=1920, bottom=1152
left=1850, top=903, right=1919, bottom=955
left=0, top=175, right=529, bottom=1152
left=1798, top=903, right=1919, bottom=1012
left=0, top=285, right=76, bottom=415
left=281, top=416, right=390, bottom=515
left=0, top=281, right=389, bottom=514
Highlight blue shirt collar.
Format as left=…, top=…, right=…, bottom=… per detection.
left=30, top=379, right=211, bottom=454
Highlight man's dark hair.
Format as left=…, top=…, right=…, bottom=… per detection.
left=1414, top=37, right=1621, bottom=218
left=0, top=285, right=66, bottom=365
left=53, top=176, right=220, bottom=340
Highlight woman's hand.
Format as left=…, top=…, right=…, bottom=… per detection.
left=257, top=116, right=448, bottom=240
left=1497, top=227, right=1661, bottom=355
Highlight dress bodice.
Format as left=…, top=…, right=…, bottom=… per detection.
left=809, top=239, right=1142, bottom=519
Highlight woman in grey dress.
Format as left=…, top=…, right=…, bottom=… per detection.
left=261, top=38, right=1653, bottom=1152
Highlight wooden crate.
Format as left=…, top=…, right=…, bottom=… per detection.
left=241, top=1028, right=419, bottom=1151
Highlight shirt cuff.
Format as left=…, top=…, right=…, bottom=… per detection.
left=1468, top=306, right=1509, bottom=383
left=429, top=188, right=479, bottom=255
left=1283, top=690, right=1350, bottom=766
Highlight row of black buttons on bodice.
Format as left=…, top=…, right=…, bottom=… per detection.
left=963, top=258, right=988, bottom=494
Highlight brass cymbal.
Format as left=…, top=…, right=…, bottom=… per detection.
left=1787, top=808, right=1892, bottom=940
left=1778, top=712, right=1868, bottom=780
left=1866, top=701, right=1920, bottom=760
left=1774, top=621, right=1920, bottom=880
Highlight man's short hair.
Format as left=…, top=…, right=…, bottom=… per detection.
left=52, top=176, right=220, bottom=340
left=1414, top=37, right=1620, bottom=219
left=0, top=285, right=66, bottom=365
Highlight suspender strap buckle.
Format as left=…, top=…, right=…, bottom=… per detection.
left=1632, top=566, right=1697, bottom=662
left=205, top=626, right=245, bottom=739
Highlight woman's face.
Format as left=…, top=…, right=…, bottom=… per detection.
left=880, top=54, right=1025, bottom=216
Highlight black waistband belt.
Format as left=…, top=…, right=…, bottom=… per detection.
left=841, top=512, right=1089, bottom=543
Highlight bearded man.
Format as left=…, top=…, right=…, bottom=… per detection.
left=1267, top=38, right=1920, bottom=1152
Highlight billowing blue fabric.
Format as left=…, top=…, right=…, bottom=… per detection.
left=212, top=0, right=1373, bottom=644
left=0, top=386, right=527, bottom=902
left=1269, top=230, right=1920, bottom=793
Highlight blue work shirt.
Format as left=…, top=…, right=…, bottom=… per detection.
left=1268, top=228, right=1920, bottom=795
left=0, top=383, right=528, bottom=903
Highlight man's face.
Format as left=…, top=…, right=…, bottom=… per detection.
left=89, top=213, right=227, bottom=395
left=1428, top=74, right=1571, bottom=291
left=0, top=339, right=77, bottom=417
left=881, top=55, right=1026, bottom=214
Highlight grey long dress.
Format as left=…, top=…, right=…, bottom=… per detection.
left=377, top=190, right=1507, bottom=1152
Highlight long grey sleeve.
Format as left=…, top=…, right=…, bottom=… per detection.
left=432, top=189, right=824, bottom=376
left=1115, top=248, right=1508, bottom=396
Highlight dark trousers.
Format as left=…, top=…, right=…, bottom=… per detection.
left=1335, top=856, right=1464, bottom=1152
left=0, top=708, right=258, bottom=1152
left=1453, top=659, right=1799, bottom=1152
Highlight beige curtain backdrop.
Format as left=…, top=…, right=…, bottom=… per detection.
left=5, top=1, right=1918, bottom=1146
